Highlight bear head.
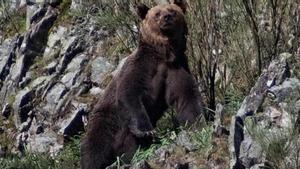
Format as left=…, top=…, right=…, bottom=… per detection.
left=136, top=0, right=188, bottom=46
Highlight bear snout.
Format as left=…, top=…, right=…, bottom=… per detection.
left=164, top=14, right=173, bottom=22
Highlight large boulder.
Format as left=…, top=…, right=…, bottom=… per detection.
left=228, top=54, right=300, bottom=169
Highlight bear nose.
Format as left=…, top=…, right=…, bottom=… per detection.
left=164, top=14, right=172, bottom=22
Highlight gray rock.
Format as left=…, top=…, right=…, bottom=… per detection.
left=61, top=54, right=88, bottom=88
left=268, top=78, right=300, bottom=103
left=61, top=72, right=78, bottom=88
left=19, top=71, right=34, bottom=88
left=30, top=76, right=49, bottom=89
left=239, top=133, right=264, bottom=168
left=44, top=61, right=58, bottom=75
left=89, top=87, right=104, bottom=96
left=26, top=3, right=39, bottom=29
left=10, top=54, right=27, bottom=84
left=66, top=53, right=88, bottom=72
left=1, top=103, right=11, bottom=119
left=13, top=88, right=34, bottom=127
left=43, top=26, right=67, bottom=60
left=30, top=6, right=48, bottom=25
left=18, top=118, right=32, bottom=132
left=213, top=103, right=229, bottom=137
left=0, top=36, right=22, bottom=82
left=0, top=39, right=13, bottom=78
left=11, top=6, right=57, bottom=84
left=26, top=132, right=60, bottom=153
left=132, top=160, right=152, bottom=169
left=19, top=0, right=26, bottom=6
left=44, top=83, right=67, bottom=113
left=154, top=144, right=176, bottom=162
left=176, top=131, right=198, bottom=151
left=57, top=101, right=87, bottom=138
left=56, top=37, right=84, bottom=74
left=28, top=117, right=45, bottom=135
left=91, top=56, right=113, bottom=85
left=27, top=7, right=58, bottom=52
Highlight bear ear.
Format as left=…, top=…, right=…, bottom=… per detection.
left=172, top=0, right=188, bottom=13
left=135, top=3, right=150, bottom=20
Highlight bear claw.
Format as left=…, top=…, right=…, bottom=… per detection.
left=130, top=128, right=156, bottom=138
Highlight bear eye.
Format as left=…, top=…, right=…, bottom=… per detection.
left=155, top=12, right=161, bottom=18
left=169, top=10, right=176, bottom=16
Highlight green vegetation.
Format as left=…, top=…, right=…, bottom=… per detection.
left=246, top=117, right=300, bottom=169
left=130, top=130, right=176, bottom=165
left=191, top=127, right=213, bottom=149
left=54, top=0, right=72, bottom=27
left=0, top=136, right=81, bottom=169
left=130, top=125, right=213, bottom=165
left=0, top=0, right=26, bottom=41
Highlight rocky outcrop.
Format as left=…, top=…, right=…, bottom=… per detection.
left=0, top=2, right=115, bottom=155
left=228, top=54, right=300, bottom=169
left=12, top=6, right=57, bottom=84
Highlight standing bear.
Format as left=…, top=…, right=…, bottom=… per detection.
left=81, top=1, right=206, bottom=169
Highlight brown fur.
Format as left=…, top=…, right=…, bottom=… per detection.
left=81, top=1, right=205, bottom=169
left=140, top=4, right=186, bottom=46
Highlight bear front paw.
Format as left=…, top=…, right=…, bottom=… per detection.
left=129, top=126, right=156, bottom=138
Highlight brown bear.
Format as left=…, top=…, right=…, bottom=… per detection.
left=81, top=1, right=205, bottom=169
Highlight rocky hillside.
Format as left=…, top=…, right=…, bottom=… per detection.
left=0, top=0, right=116, bottom=157
left=0, top=0, right=300, bottom=169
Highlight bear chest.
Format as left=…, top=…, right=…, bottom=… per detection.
left=146, top=62, right=168, bottom=100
